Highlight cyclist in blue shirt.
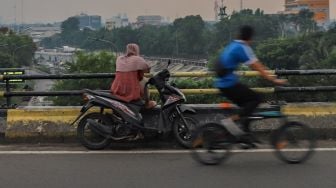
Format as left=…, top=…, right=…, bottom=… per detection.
left=216, top=25, right=286, bottom=142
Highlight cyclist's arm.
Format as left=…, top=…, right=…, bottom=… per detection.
left=249, top=61, right=276, bottom=82
left=238, top=44, right=286, bottom=85
left=249, top=61, right=287, bottom=85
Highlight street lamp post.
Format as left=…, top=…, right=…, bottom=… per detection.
left=175, top=30, right=179, bottom=56
left=7, top=44, right=30, bottom=107
left=87, top=37, right=119, bottom=55
left=0, top=43, right=31, bottom=107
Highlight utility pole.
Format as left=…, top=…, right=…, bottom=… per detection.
left=13, top=3, right=17, bottom=32
left=21, top=0, right=24, bottom=30
left=175, top=30, right=179, bottom=56
left=214, top=0, right=219, bottom=21
left=240, top=0, right=243, bottom=11
left=218, top=0, right=228, bottom=20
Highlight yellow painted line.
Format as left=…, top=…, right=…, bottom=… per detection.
left=145, top=71, right=274, bottom=78
left=7, top=108, right=81, bottom=123
left=6, top=107, right=113, bottom=124
left=0, top=91, right=4, bottom=97
left=4, top=103, right=336, bottom=139
left=236, top=70, right=274, bottom=77
left=282, top=104, right=336, bottom=116
left=149, top=88, right=275, bottom=94
left=171, top=72, right=215, bottom=77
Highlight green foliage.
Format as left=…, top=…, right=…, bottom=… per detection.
left=256, top=30, right=336, bottom=70
left=172, top=78, right=224, bottom=104
left=256, top=37, right=304, bottom=69
left=51, top=51, right=116, bottom=105
left=41, top=9, right=317, bottom=59
left=173, top=15, right=206, bottom=56
left=41, top=9, right=336, bottom=103
left=61, top=17, right=80, bottom=33
left=173, top=78, right=212, bottom=89
left=138, top=26, right=175, bottom=55
left=0, top=32, right=36, bottom=68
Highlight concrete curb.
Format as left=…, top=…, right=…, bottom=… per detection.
left=1, top=103, right=336, bottom=143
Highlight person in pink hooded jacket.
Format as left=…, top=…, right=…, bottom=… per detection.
left=110, top=43, right=156, bottom=109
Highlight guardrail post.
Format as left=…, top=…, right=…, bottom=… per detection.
left=5, top=79, right=11, bottom=108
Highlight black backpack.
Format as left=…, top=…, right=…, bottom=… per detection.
left=214, top=58, right=232, bottom=77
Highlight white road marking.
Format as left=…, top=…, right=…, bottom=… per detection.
left=0, top=148, right=335, bottom=155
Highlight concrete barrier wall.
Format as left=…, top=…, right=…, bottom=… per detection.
left=1, top=103, right=336, bottom=142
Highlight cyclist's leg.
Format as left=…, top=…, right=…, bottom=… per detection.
left=237, top=86, right=262, bottom=132
left=220, top=83, right=262, bottom=132
left=219, top=85, right=247, bottom=136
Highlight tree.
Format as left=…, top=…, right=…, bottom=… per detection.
left=41, top=11, right=320, bottom=60
left=61, top=17, right=80, bottom=33
left=173, top=15, right=206, bottom=57
left=292, top=9, right=315, bottom=34
left=52, top=51, right=116, bottom=105
left=137, top=25, right=175, bottom=56
left=210, top=9, right=281, bottom=54
left=0, top=32, right=36, bottom=67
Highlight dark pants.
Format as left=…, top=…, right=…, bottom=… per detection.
left=220, top=83, right=262, bottom=132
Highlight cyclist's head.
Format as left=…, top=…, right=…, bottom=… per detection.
left=238, top=25, right=255, bottom=41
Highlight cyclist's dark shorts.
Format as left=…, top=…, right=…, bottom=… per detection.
left=219, top=82, right=262, bottom=112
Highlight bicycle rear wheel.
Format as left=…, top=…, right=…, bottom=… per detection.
left=190, top=123, right=233, bottom=165
left=273, top=121, right=315, bottom=164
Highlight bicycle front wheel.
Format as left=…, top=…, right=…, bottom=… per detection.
left=190, top=123, right=233, bottom=165
left=273, top=121, right=315, bottom=164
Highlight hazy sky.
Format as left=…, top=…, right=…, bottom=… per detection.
left=0, top=0, right=334, bottom=24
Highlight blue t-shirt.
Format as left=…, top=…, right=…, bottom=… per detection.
left=214, top=40, right=258, bottom=88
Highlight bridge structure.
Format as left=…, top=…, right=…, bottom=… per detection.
left=0, top=67, right=336, bottom=142
left=144, top=56, right=208, bottom=67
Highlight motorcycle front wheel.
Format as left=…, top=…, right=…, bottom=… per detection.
left=173, top=115, right=199, bottom=148
left=77, top=112, right=112, bottom=150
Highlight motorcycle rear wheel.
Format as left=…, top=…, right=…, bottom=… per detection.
left=77, top=112, right=112, bottom=150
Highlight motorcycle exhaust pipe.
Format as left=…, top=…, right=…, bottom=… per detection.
left=86, top=119, right=134, bottom=140
left=87, top=119, right=112, bottom=137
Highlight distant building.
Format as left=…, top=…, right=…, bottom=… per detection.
left=75, top=13, right=102, bottom=30
left=136, top=15, right=163, bottom=27
left=34, top=46, right=80, bottom=65
left=280, top=0, right=329, bottom=26
left=23, top=24, right=61, bottom=43
left=105, top=14, right=129, bottom=30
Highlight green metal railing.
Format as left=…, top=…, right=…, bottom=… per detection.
left=1, top=69, right=336, bottom=108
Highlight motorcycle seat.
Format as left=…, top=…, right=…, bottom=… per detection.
left=83, top=89, right=145, bottom=109
left=83, top=89, right=126, bottom=102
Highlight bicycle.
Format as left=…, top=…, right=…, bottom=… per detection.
left=190, top=101, right=316, bottom=165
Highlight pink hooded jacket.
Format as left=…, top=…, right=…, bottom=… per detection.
left=110, top=44, right=149, bottom=102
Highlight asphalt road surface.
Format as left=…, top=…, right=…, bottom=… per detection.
left=0, top=148, right=335, bottom=188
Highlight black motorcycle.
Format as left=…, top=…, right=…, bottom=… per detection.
left=72, top=61, right=198, bottom=150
